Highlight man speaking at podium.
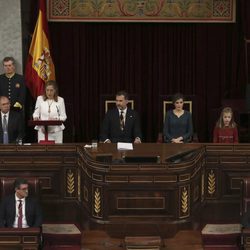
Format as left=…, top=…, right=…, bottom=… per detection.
left=0, top=178, right=42, bottom=228
left=100, top=91, right=142, bottom=143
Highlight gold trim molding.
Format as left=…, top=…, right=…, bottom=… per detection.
left=48, top=0, right=236, bottom=23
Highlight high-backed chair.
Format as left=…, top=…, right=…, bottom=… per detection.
left=162, top=100, right=193, bottom=122
left=158, top=95, right=197, bottom=143
left=0, top=177, right=40, bottom=200
left=0, top=177, right=41, bottom=249
left=99, top=94, right=139, bottom=143
left=104, top=99, right=134, bottom=113
left=100, top=94, right=137, bottom=122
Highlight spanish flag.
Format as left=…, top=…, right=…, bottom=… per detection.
left=25, top=0, right=55, bottom=99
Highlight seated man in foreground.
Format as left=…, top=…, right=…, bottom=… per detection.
left=0, top=178, right=42, bottom=228
left=100, top=91, right=142, bottom=143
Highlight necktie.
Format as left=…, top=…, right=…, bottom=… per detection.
left=2, top=115, right=8, bottom=144
left=18, top=200, right=23, bottom=228
left=120, top=111, right=125, bottom=131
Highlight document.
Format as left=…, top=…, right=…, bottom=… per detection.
left=117, top=142, right=133, bottom=150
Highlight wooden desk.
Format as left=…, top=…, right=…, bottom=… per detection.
left=81, top=143, right=204, bottom=236
left=82, top=143, right=203, bottom=217
left=0, top=227, right=40, bottom=250
left=0, top=143, right=249, bottom=237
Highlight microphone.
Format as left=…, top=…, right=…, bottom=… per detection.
left=56, top=106, right=60, bottom=119
left=16, top=137, right=23, bottom=145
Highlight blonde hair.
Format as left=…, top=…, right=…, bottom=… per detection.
left=43, top=80, right=58, bottom=102
left=216, top=107, right=237, bottom=128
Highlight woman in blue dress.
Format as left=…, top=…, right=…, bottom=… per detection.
left=163, top=93, right=193, bottom=143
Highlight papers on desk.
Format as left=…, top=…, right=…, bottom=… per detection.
left=117, top=142, right=133, bottom=150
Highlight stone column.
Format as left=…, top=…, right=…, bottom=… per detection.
left=0, top=0, right=22, bottom=74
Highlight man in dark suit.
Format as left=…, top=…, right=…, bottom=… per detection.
left=0, top=178, right=42, bottom=228
left=100, top=91, right=142, bottom=143
left=0, top=96, right=24, bottom=143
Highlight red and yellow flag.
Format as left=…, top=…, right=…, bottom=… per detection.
left=25, top=0, right=55, bottom=99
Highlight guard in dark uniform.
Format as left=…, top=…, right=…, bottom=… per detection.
left=0, top=57, right=26, bottom=111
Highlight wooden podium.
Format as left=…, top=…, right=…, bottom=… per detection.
left=28, top=120, right=62, bottom=144
left=0, top=227, right=40, bottom=250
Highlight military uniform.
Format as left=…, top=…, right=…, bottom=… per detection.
left=0, top=73, right=26, bottom=110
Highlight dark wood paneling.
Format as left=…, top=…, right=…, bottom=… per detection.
left=1, top=143, right=250, bottom=237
